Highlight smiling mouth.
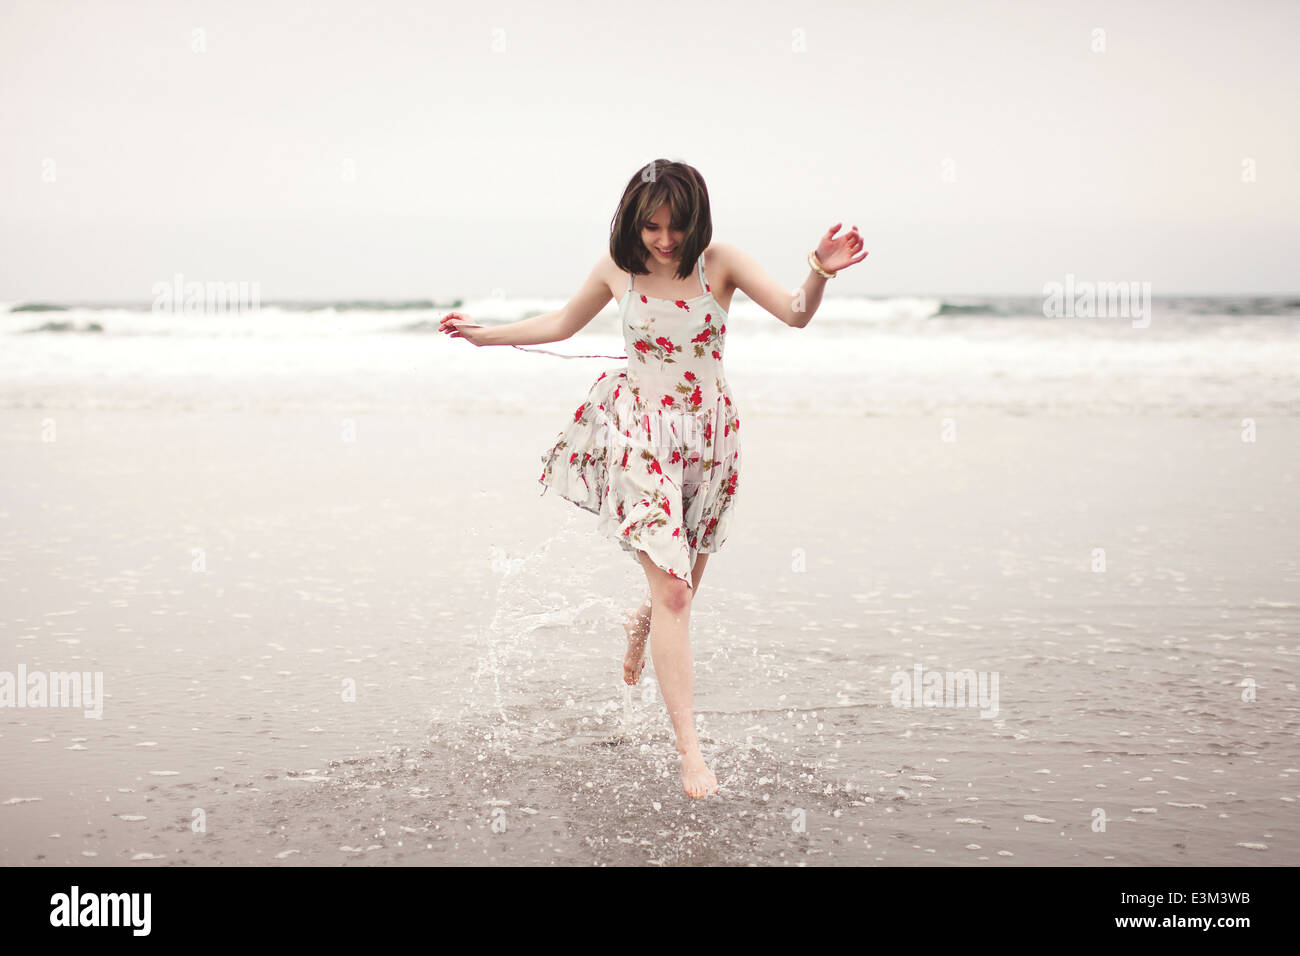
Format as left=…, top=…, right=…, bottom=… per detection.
left=656, top=247, right=676, bottom=255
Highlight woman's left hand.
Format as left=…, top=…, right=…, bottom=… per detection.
left=815, top=222, right=868, bottom=273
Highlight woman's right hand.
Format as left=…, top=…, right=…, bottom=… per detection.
left=439, top=311, right=491, bottom=347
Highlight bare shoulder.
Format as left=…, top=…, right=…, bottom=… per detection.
left=703, top=241, right=742, bottom=291
left=704, top=241, right=738, bottom=267
left=597, top=250, right=626, bottom=300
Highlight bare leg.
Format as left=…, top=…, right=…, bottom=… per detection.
left=635, top=550, right=717, bottom=798
left=623, top=553, right=708, bottom=684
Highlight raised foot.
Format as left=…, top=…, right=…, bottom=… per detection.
left=622, top=603, right=651, bottom=685
left=679, top=751, right=718, bottom=799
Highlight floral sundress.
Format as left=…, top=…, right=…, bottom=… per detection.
left=537, top=252, right=741, bottom=588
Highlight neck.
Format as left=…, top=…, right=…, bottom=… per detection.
left=642, top=254, right=688, bottom=278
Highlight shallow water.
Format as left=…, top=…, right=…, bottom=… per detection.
left=2, top=410, right=1296, bottom=865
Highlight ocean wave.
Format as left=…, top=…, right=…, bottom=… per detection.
left=10, top=302, right=69, bottom=313
left=21, top=320, right=104, bottom=334
left=397, top=319, right=444, bottom=334
left=936, top=303, right=998, bottom=316
left=1210, top=298, right=1300, bottom=316
left=5, top=295, right=1299, bottom=332
left=273, top=299, right=463, bottom=312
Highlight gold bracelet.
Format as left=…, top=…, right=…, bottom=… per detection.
left=808, top=250, right=836, bottom=278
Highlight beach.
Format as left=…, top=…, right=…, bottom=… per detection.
left=3, top=376, right=1297, bottom=865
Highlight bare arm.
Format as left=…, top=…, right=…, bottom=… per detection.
left=720, top=242, right=828, bottom=329
left=717, top=225, right=866, bottom=329
left=441, top=257, right=614, bottom=347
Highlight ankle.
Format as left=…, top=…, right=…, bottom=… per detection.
left=675, top=742, right=703, bottom=760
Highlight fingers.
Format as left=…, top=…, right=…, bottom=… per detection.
left=827, top=222, right=864, bottom=243
left=823, top=220, right=870, bottom=269
left=439, top=312, right=482, bottom=340
left=441, top=315, right=485, bottom=345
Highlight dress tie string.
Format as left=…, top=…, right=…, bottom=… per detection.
left=511, top=345, right=627, bottom=359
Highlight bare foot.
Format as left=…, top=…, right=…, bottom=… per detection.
left=622, top=602, right=652, bottom=685
left=679, top=750, right=718, bottom=798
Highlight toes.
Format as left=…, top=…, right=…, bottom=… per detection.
left=680, top=769, right=717, bottom=798
left=682, top=770, right=714, bottom=798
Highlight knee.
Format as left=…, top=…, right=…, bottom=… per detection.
left=657, top=580, right=692, bottom=616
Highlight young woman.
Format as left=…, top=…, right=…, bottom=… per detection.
left=440, top=160, right=867, bottom=798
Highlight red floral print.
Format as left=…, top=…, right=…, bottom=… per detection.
left=537, top=257, right=741, bottom=586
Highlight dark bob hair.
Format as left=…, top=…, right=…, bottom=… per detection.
left=609, top=159, right=713, bottom=282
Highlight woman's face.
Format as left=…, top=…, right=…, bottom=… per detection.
left=640, top=203, right=683, bottom=264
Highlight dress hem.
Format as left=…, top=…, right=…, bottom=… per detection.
left=538, top=477, right=725, bottom=589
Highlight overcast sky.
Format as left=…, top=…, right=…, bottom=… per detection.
left=2, top=0, right=1296, bottom=301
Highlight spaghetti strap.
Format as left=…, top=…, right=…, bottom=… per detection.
left=628, top=257, right=707, bottom=296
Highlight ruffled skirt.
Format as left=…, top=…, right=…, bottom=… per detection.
left=537, top=368, right=741, bottom=588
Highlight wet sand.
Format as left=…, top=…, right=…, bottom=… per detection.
left=1, top=407, right=1297, bottom=865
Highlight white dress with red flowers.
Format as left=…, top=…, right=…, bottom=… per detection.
left=537, top=253, right=741, bottom=589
